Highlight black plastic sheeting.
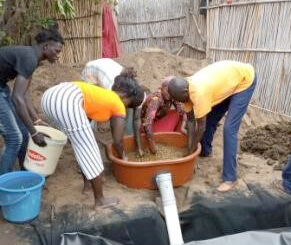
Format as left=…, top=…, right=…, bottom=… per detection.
left=187, top=228, right=291, bottom=245
left=180, top=184, right=291, bottom=242
left=61, top=229, right=291, bottom=245
left=16, top=205, right=169, bottom=245
left=60, top=232, right=123, bottom=245
left=15, top=185, right=291, bottom=245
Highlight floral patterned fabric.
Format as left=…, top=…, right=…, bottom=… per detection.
left=141, top=90, right=184, bottom=137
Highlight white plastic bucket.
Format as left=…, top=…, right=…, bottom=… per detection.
left=24, top=126, right=67, bottom=176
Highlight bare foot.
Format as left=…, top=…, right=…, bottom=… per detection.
left=216, top=181, right=238, bottom=192
left=94, top=196, right=120, bottom=209
left=82, top=182, right=91, bottom=195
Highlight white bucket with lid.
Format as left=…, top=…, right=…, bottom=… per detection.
left=24, top=126, right=68, bottom=176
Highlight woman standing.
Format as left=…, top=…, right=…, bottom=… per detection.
left=41, top=71, right=140, bottom=209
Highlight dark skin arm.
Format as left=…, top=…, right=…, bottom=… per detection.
left=173, top=101, right=187, bottom=133
left=110, top=116, right=127, bottom=160
left=12, top=75, right=46, bottom=147
left=25, top=86, right=49, bottom=126
left=133, top=107, right=143, bottom=156
left=24, top=83, right=39, bottom=122
left=144, top=99, right=160, bottom=154
left=187, top=110, right=206, bottom=154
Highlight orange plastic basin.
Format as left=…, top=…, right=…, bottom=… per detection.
left=106, top=132, right=201, bottom=189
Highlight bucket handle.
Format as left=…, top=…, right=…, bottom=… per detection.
left=0, top=191, right=30, bottom=206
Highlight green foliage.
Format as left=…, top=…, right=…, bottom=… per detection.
left=0, top=31, right=13, bottom=46
left=0, top=0, right=5, bottom=15
left=0, top=0, right=76, bottom=44
left=55, top=0, right=76, bottom=19
left=38, top=18, right=58, bottom=29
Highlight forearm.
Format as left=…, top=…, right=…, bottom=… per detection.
left=189, top=125, right=204, bottom=153
left=25, top=91, right=39, bottom=122
left=133, top=121, right=142, bottom=148
left=188, top=118, right=206, bottom=153
left=144, top=124, right=154, bottom=141
left=143, top=100, right=159, bottom=145
left=187, top=121, right=196, bottom=152
left=110, top=116, right=126, bottom=159
left=13, top=96, right=37, bottom=134
left=113, top=142, right=124, bottom=159
left=144, top=124, right=158, bottom=153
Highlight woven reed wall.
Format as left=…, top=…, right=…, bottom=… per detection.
left=118, top=0, right=207, bottom=59
left=207, top=0, right=291, bottom=116
left=41, top=0, right=103, bottom=64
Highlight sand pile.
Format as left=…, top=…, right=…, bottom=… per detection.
left=31, top=48, right=207, bottom=114
left=116, top=48, right=207, bottom=92
left=30, top=63, right=82, bottom=114
left=240, top=122, right=291, bottom=165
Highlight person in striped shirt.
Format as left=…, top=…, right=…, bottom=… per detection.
left=41, top=70, right=142, bottom=209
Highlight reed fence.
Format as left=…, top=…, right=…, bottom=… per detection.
left=41, top=0, right=104, bottom=64
left=117, top=0, right=207, bottom=59
left=206, top=0, right=291, bottom=116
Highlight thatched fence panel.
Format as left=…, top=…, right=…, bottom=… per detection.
left=207, top=0, right=291, bottom=116
left=41, top=0, right=103, bottom=64
left=118, top=0, right=206, bottom=59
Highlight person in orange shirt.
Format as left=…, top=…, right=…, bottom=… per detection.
left=81, top=60, right=147, bottom=157
left=41, top=70, right=142, bottom=209
left=168, top=60, right=257, bottom=192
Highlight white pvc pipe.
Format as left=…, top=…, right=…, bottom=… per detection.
left=156, top=173, right=184, bottom=245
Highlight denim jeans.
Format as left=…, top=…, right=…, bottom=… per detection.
left=0, top=85, right=29, bottom=174
left=201, top=76, right=257, bottom=181
left=282, top=155, right=291, bottom=193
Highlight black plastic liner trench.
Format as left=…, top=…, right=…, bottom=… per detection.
left=14, top=185, right=291, bottom=245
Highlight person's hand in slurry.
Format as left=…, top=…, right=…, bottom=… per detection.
left=148, top=138, right=157, bottom=154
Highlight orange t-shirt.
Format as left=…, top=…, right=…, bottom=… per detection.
left=73, top=81, right=126, bottom=121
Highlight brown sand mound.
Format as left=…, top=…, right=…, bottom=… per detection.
left=30, top=62, right=82, bottom=114
left=116, top=48, right=207, bottom=92
left=240, top=122, right=291, bottom=164
left=31, top=49, right=207, bottom=117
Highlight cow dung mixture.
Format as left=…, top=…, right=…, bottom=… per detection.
left=127, top=143, right=187, bottom=162
left=240, top=122, right=291, bottom=166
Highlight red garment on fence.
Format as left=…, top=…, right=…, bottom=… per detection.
left=102, top=4, right=121, bottom=58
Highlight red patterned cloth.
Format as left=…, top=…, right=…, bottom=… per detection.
left=141, top=90, right=184, bottom=137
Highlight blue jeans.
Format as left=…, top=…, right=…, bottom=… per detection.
left=282, top=155, right=291, bottom=193
left=201, top=77, right=257, bottom=181
left=0, top=85, right=29, bottom=174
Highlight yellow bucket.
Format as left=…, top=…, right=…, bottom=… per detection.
left=24, top=126, right=67, bottom=176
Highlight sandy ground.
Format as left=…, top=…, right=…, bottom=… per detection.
left=1, top=49, right=291, bottom=244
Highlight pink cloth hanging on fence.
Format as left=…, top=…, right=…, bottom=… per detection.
left=102, top=4, right=122, bottom=58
